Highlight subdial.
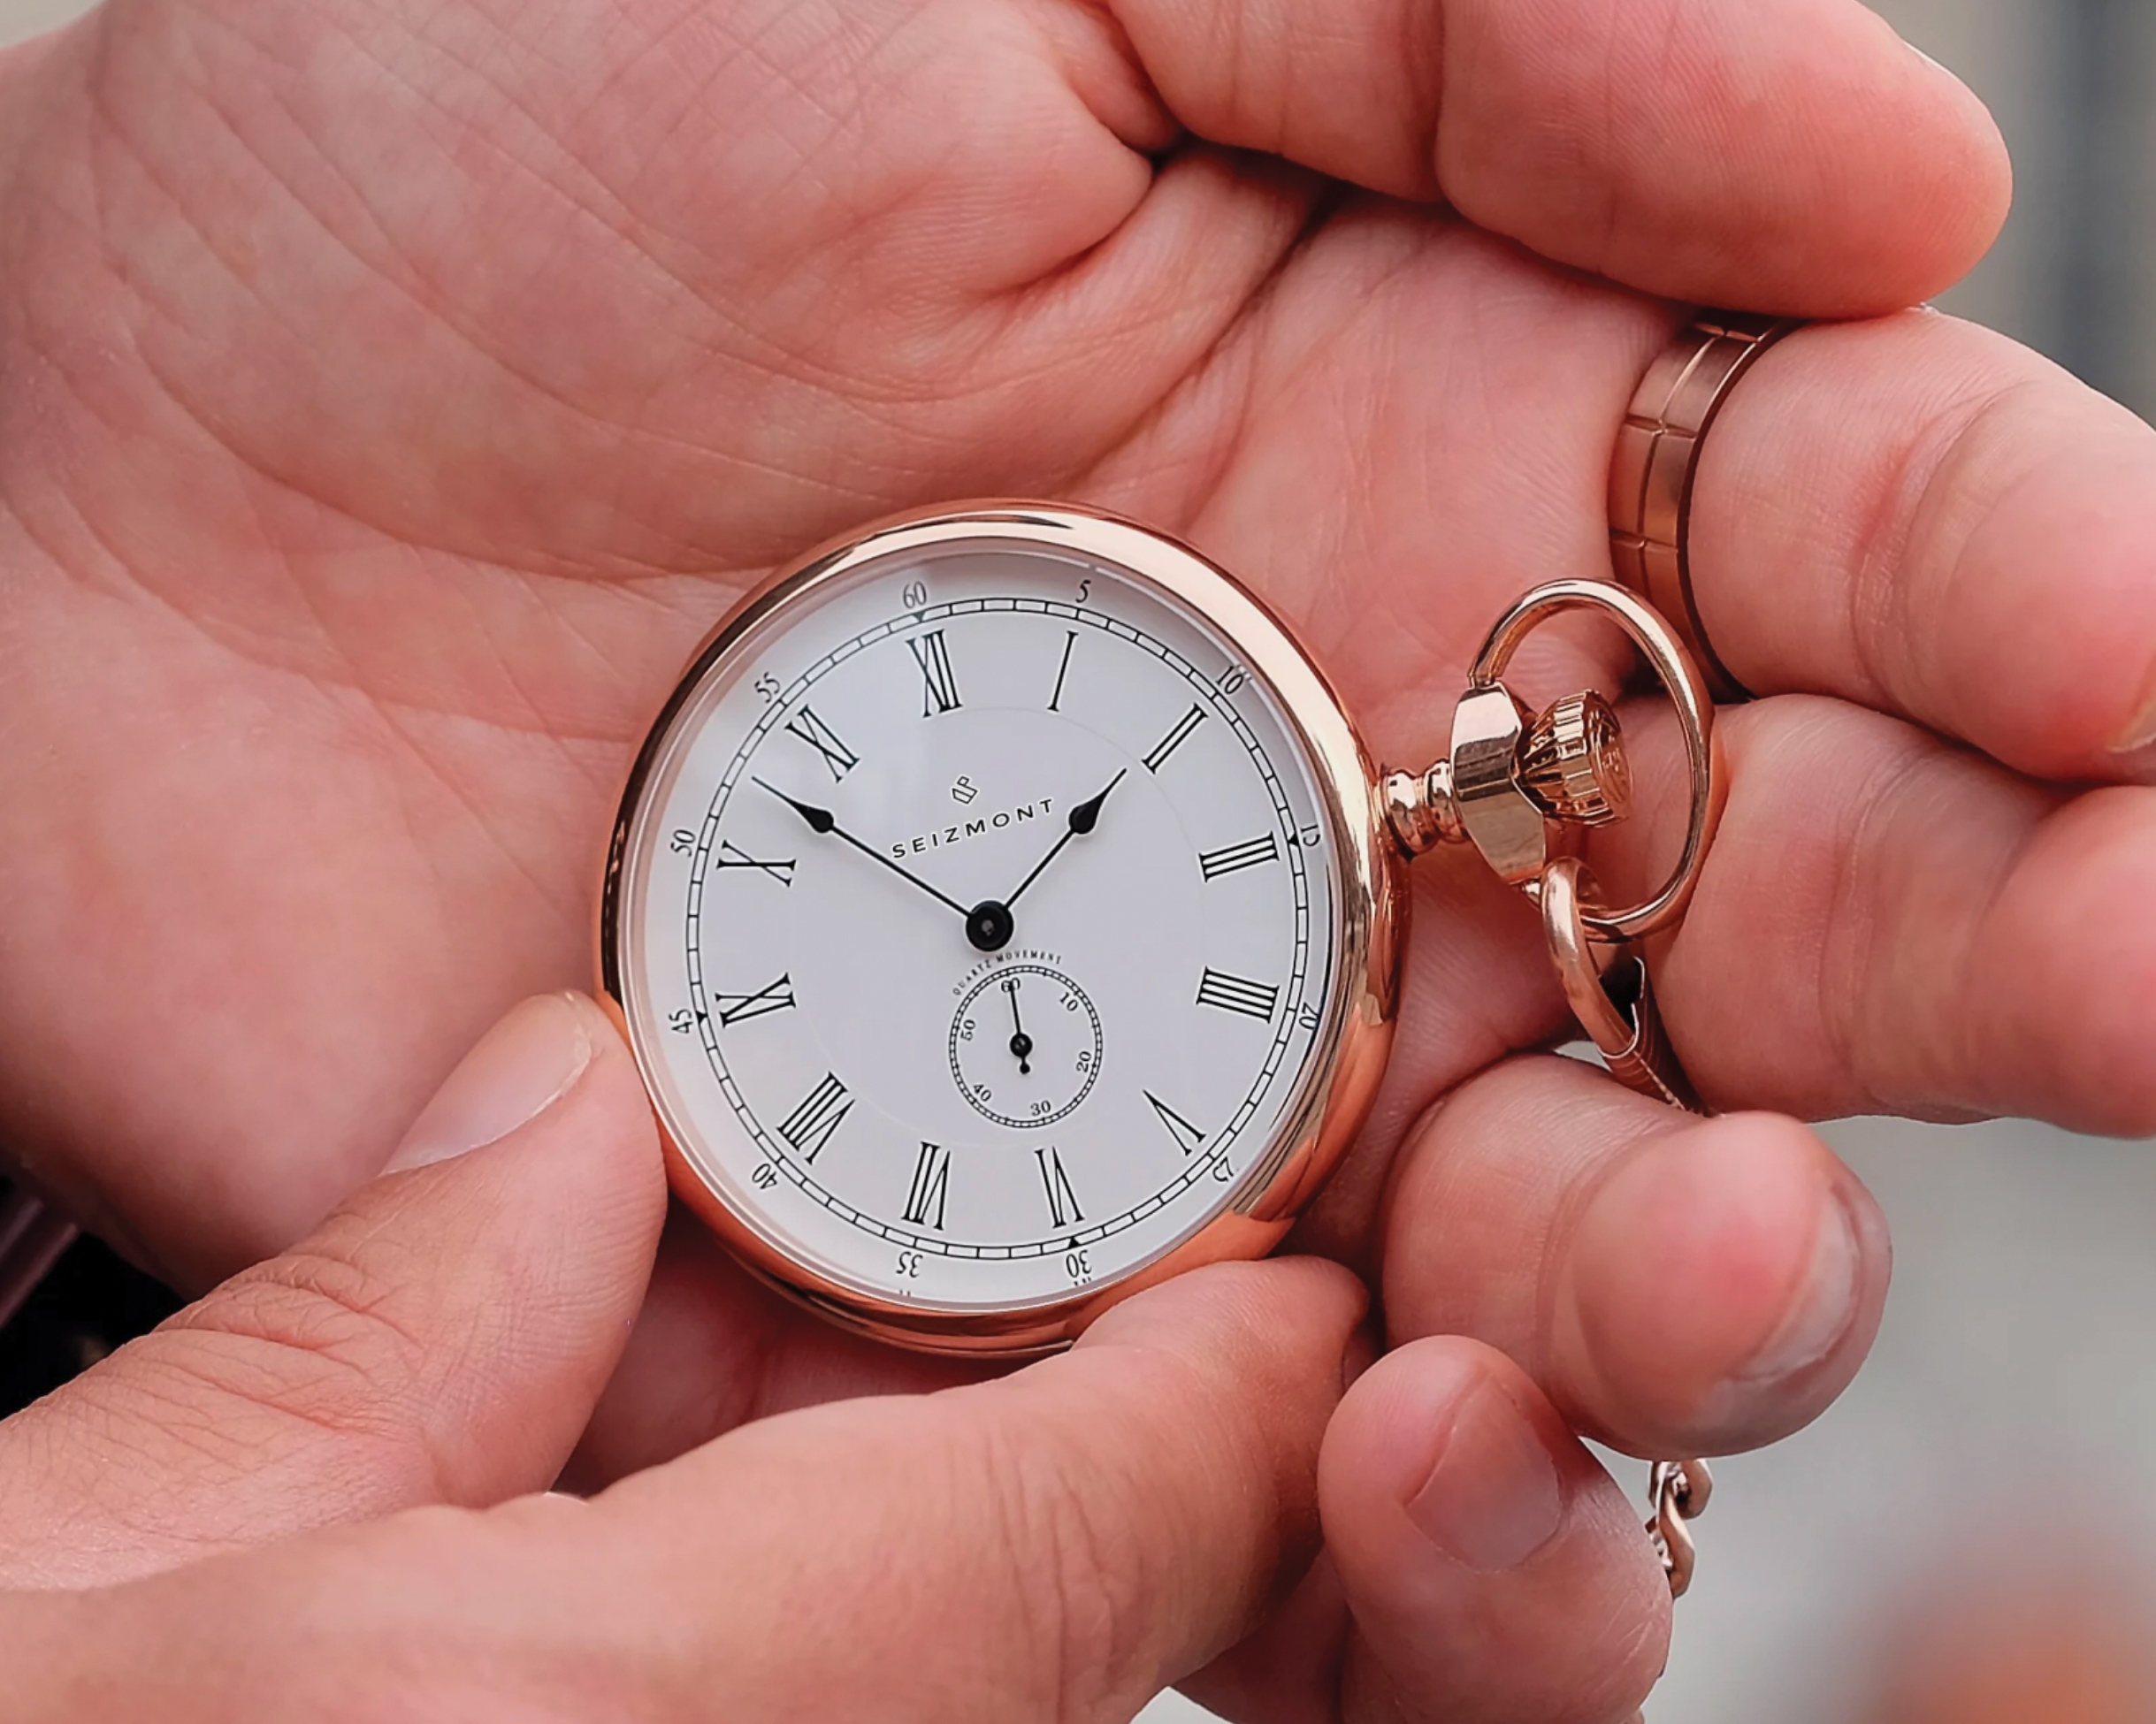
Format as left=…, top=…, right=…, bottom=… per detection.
left=950, top=965, right=1103, bottom=1130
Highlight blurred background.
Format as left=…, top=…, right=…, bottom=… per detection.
left=0, top=2, right=2149, bottom=1720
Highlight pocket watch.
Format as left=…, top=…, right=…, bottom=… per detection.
left=600, top=503, right=1723, bottom=1358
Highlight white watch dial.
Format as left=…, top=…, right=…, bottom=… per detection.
left=615, top=532, right=1346, bottom=1314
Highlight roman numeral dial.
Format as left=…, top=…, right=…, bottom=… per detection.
left=776, top=1073, right=852, bottom=1163
left=1198, top=835, right=1279, bottom=880
left=908, top=629, right=962, bottom=715
left=1047, top=630, right=1077, bottom=712
left=714, top=842, right=796, bottom=885
left=649, top=550, right=1340, bottom=1310
left=713, top=974, right=795, bottom=1026
left=1197, top=968, right=1280, bottom=1022
left=904, top=1143, right=951, bottom=1231
left=1144, top=1092, right=1207, bottom=1156
left=1143, top=704, right=1206, bottom=773
left=783, top=706, right=859, bottom=781
left=1036, top=1147, right=1084, bottom=1229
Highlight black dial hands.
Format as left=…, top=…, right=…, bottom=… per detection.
left=1004, top=769, right=1127, bottom=912
left=959, top=768, right=1125, bottom=953
left=755, top=766, right=1127, bottom=956
left=757, top=775, right=1007, bottom=948
left=753, top=779, right=973, bottom=919
left=1003, top=976, right=1033, bottom=1075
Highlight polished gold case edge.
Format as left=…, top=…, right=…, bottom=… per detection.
left=598, top=501, right=1404, bottom=1358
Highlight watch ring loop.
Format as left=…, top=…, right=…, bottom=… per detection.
left=1470, top=579, right=1727, bottom=942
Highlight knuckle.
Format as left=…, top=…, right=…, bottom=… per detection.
left=155, top=1232, right=442, bottom=1443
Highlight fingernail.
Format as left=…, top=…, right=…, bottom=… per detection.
left=1407, top=1377, right=1563, bottom=1572
left=385, top=994, right=597, bottom=1172
left=2106, top=697, right=2156, bottom=784
left=2110, top=740, right=2156, bottom=785
left=1735, top=1190, right=1862, bottom=1384
left=1893, top=28, right=1962, bottom=82
left=1342, top=1324, right=1380, bottom=1394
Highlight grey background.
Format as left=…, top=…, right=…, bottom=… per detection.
left=0, top=0, right=81, bottom=44
left=2, top=2, right=2145, bottom=1720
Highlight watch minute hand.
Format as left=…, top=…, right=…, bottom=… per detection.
left=753, top=779, right=972, bottom=919
left=1004, top=769, right=1127, bottom=911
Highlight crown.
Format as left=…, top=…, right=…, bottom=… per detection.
left=1518, top=691, right=1632, bottom=827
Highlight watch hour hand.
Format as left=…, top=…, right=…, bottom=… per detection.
left=1005, top=769, right=1127, bottom=911
left=753, top=777, right=972, bottom=919
left=1067, top=774, right=1122, bottom=837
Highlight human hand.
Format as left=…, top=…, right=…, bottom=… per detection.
left=0, top=995, right=1629, bottom=1724
left=0, top=0, right=2009, bottom=1284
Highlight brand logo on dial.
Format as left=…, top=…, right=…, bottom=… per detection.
left=891, top=797, right=1057, bottom=858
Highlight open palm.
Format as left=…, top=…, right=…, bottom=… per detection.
left=4, top=0, right=2154, bottom=1713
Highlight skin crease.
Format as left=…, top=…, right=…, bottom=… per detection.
left=0, top=0, right=2153, bottom=1715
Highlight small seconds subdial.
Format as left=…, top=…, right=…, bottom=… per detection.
left=950, top=964, right=1103, bottom=1130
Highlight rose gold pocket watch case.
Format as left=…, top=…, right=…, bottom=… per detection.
left=599, top=503, right=1405, bottom=1358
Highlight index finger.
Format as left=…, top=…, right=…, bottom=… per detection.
left=1105, top=0, right=2009, bottom=312
left=597, top=1258, right=1366, bottom=1713
left=50, top=1259, right=1368, bottom=1723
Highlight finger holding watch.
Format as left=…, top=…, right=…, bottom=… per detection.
left=0, top=995, right=1355, bottom=1667
left=1560, top=297, right=2156, bottom=1134
left=1193, top=298, right=2125, bottom=1720
left=549, top=301, right=1938, bottom=1720
left=1316, top=294, right=2156, bottom=1716
left=0, top=339, right=1922, bottom=1724
left=559, top=973, right=1889, bottom=1720
left=0, top=995, right=1742, bottom=1724
left=1372, top=287, right=2149, bottom=1498
left=282, top=293, right=2035, bottom=1724
left=1168, top=1048, right=1887, bottom=1724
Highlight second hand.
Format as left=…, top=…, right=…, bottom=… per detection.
left=1005, top=976, right=1033, bottom=1075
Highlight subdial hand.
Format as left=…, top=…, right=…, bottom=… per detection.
left=1003, top=769, right=1128, bottom=912
left=753, top=778, right=973, bottom=919
left=1003, top=976, right=1034, bottom=1075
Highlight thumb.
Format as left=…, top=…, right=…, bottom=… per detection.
left=0, top=993, right=666, bottom=1590
left=17, top=1257, right=1368, bottom=1723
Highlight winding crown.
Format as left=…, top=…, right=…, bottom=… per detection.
left=1518, top=691, right=1632, bottom=827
